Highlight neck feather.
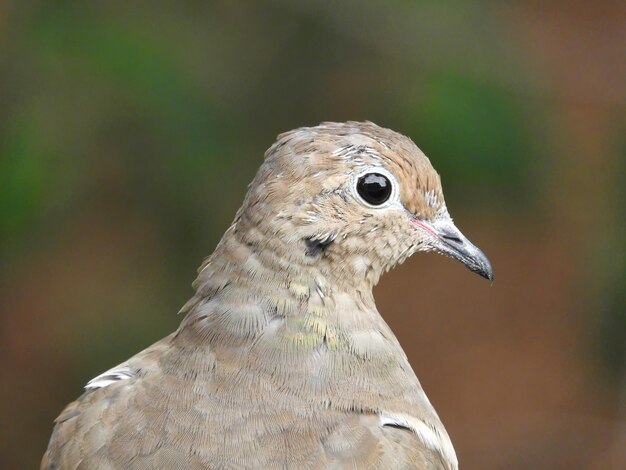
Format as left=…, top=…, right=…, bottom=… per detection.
left=171, top=228, right=447, bottom=446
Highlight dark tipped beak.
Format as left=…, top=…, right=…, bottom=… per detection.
left=425, top=218, right=494, bottom=281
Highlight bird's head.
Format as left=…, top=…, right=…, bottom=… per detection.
left=235, top=121, right=493, bottom=288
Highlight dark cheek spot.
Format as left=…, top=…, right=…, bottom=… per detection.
left=304, top=236, right=334, bottom=257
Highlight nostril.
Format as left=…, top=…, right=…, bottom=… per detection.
left=441, top=234, right=462, bottom=244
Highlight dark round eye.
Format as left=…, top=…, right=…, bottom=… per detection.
left=356, top=173, right=392, bottom=206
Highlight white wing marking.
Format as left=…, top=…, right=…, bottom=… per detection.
left=85, top=364, right=134, bottom=390
left=379, top=412, right=458, bottom=469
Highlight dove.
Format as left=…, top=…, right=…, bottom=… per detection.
left=42, top=121, right=493, bottom=469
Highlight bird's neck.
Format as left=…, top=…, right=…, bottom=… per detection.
left=176, top=223, right=417, bottom=376
left=172, top=230, right=443, bottom=433
left=179, top=227, right=382, bottom=340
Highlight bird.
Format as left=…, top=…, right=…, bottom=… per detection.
left=42, top=121, right=493, bottom=469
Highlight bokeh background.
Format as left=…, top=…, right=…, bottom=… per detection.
left=1, top=1, right=625, bottom=468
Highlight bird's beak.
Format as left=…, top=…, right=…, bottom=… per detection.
left=412, top=216, right=494, bottom=281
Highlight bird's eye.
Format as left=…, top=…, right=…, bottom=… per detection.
left=356, top=173, right=392, bottom=206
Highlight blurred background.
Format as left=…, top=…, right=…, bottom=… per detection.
left=1, top=1, right=624, bottom=468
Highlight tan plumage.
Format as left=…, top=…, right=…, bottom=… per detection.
left=42, top=121, right=492, bottom=469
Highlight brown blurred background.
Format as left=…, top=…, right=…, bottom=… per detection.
left=1, top=1, right=625, bottom=469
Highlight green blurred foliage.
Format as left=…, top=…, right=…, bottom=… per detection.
left=597, top=134, right=626, bottom=376
left=407, top=71, right=531, bottom=204
left=0, top=118, right=47, bottom=238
